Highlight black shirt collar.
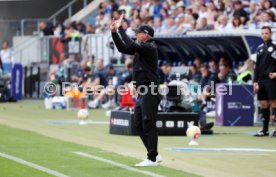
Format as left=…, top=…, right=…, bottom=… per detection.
left=264, top=39, right=272, bottom=46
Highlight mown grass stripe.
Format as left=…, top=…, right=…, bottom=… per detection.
left=0, top=152, right=70, bottom=177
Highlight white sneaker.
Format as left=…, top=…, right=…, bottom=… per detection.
left=135, top=159, right=158, bottom=167
left=206, top=111, right=216, bottom=118
left=102, top=100, right=116, bottom=109
left=156, top=154, right=162, bottom=163
left=88, top=100, right=99, bottom=109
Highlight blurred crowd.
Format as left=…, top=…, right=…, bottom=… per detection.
left=47, top=53, right=255, bottom=109
left=39, top=0, right=276, bottom=38
left=41, top=0, right=260, bottom=109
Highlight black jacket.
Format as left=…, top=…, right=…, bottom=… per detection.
left=0, top=57, right=3, bottom=70
left=111, top=27, right=159, bottom=86
left=254, top=40, right=276, bottom=82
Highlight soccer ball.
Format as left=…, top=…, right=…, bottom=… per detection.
left=77, top=109, right=89, bottom=121
left=186, top=126, right=201, bottom=140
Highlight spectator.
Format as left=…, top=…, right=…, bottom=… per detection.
left=176, top=5, right=185, bottom=18
left=219, top=57, right=232, bottom=68
left=208, top=59, right=219, bottom=74
left=111, top=10, right=121, bottom=19
left=95, top=58, right=105, bottom=73
left=233, top=0, right=249, bottom=25
left=118, top=0, right=132, bottom=19
left=232, top=16, right=243, bottom=29
left=39, top=21, right=54, bottom=36
left=132, top=0, right=142, bottom=11
left=218, top=64, right=236, bottom=83
left=160, top=8, right=169, bottom=20
left=161, top=16, right=176, bottom=34
left=198, top=4, right=208, bottom=19
left=133, top=17, right=142, bottom=28
left=86, top=24, right=95, bottom=34
left=117, top=57, right=133, bottom=87
left=175, top=14, right=186, bottom=33
left=264, top=0, right=276, bottom=16
left=109, top=0, right=119, bottom=12
left=101, top=64, right=118, bottom=109
left=194, top=58, right=203, bottom=71
left=0, top=41, right=14, bottom=64
left=61, top=22, right=80, bottom=43
left=105, top=63, right=117, bottom=84
left=196, top=17, right=214, bottom=31
left=139, top=8, right=150, bottom=22
left=258, top=11, right=274, bottom=27
left=200, top=64, right=218, bottom=89
left=153, top=0, right=163, bottom=18
left=216, top=1, right=225, bottom=12
left=162, top=1, right=170, bottom=12
left=248, top=1, right=260, bottom=24
left=86, top=66, right=109, bottom=108
left=76, top=21, right=86, bottom=34
left=146, top=16, right=154, bottom=27
left=189, top=64, right=201, bottom=83
left=95, top=11, right=110, bottom=34
left=196, top=64, right=216, bottom=131
left=216, top=15, right=233, bottom=31
left=153, top=17, right=162, bottom=34
left=0, top=41, right=14, bottom=74
left=158, top=61, right=171, bottom=85
left=206, top=1, right=217, bottom=25
left=99, top=1, right=112, bottom=15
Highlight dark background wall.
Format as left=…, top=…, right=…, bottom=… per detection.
left=0, top=0, right=70, bottom=20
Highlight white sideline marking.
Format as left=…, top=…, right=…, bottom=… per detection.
left=167, top=148, right=276, bottom=153
left=73, top=152, right=165, bottom=177
left=48, top=120, right=109, bottom=125
left=0, top=152, right=70, bottom=177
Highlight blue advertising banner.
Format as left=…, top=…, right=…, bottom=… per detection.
left=216, top=84, right=254, bottom=126
left=11, top=63, right=23, bottom=100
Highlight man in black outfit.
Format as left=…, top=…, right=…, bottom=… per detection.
left=253, top=26, right=276, bottom=137
left=110, top=14, right=162, bottom=166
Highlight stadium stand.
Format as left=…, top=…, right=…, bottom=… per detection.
left=1, top=0, right=275, bottom=126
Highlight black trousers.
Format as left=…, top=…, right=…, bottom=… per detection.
left=134, top=91, right=161, bottom=162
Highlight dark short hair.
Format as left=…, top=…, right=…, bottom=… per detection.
left=201, top=64, right=208, bottom=70
left=234, top=0, right=242, bottom=5
left=261, top=26, right=272, bottom=33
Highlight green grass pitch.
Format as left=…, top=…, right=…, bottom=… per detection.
left=0, top=100, right=276, bottom=177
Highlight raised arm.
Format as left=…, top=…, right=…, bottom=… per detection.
left=111, top=31, right=135, bottom=55
left=110, top=15, right=135, bottom=55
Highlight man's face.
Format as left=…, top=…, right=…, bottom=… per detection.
left=96, top=60, right=104, bottom=69
left=2, top=42, right=8, bottom=49
left=200, top=18, right=207, bottom=27
left=135, top=32, right=148, bottom=42
left=261, top=28, right=272, bottom=42
left=219, top=65, right=228, bottom=75
left=234, top=3, right=242, bottom=10
left=200, top=67, right=208, bottom=76
left=39, top=22, right=46, bottom=30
